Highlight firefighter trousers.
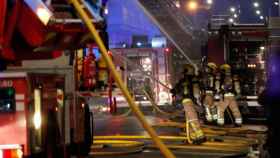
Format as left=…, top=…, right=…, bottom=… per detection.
left=217, top=96, right=242, bottom=125
left=182, top=98, right=205, bottom=142
left=203, top=94, right=217, bottom=122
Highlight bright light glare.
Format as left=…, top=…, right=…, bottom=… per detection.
left=17, top=149, right=23, bottom=158
left=136, top=42, right=142, bottom=47
left=234, top=14, right=238, bottom=18
left=175, top=1, right=180, bottom=8
left=260, top=15, right=264, bottom=20
left=34, top=89, right=41, bottom=130
left=33, top=113, right=41, bottom=130
left=256, top=10, right=261, bottom=15
left=253, top=2, right=259, bottom=8
left=260, top=46, right=265, bottom=50
left=144, top=58, right=152, bottom=64
left=187, top=1, right=198, bottom=11
left=24, top=0, right=53, bottom=25
left=36, top=7, right=52, bottom=25
left=230, top=7, right=236, bottom=12
left=229, top=18, right=234, bottom=23
left=206, top=0, right=213, bottom=5
left=104, top=8, right=109, bottom=15
left=275, top=2, right=279, bottom=6
left=101, top=107, right=109, bottom=112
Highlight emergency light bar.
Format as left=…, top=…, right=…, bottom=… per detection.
left=24, top=0, right=53, bottom=25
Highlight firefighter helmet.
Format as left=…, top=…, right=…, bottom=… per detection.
left=207, top=62, right=217, bottom=70
left=183, top=64, right=195, bottom=75
left=220, top=64, right=231, bottom=73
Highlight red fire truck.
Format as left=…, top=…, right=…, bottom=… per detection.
left=207, top=23, right=268, bottom=123
left=0, top=72, right=93, bottom=158
left=0, top=0, right=105, bottom=157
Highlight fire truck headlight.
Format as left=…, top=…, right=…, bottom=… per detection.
left=33, top=113, right=42, bottom=130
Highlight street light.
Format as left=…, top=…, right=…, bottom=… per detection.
left=206, top=0, right=213, bottom=5
left=175, top=1, right=181, bottom=8
left=187, top=1, right=198, bottom=11
left=260, top=15, right=264, bottom=20
left=253, top=2, right=259, bottom=8
left=229, top=18, right=234, bottom=23
left=104, top=7, right=109, bottom=15
left=234, top=14, right=238, bottom=18
left=230, top=7, right=236, bottom=13
left=256, top=10, right=261, bottom=15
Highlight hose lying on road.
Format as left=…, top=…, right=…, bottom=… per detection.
left=143, top=88, right=202, bottom=144
left=93, top=135, right=251, bottom=147
left=90, top=140, right=145, bottom=156
left=92, top=135, right=251, bottom=155
left=152, top=121, right=267, bottom=135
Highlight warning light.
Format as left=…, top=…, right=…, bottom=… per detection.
left=164, top=48, right=171, bottom=53
left=7, top=88, right=15, bottom=96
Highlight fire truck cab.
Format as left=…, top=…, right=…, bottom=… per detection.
left=0, top=72, right=92, bottom=157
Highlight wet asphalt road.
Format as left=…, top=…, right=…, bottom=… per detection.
left=90, top=115, right=248, bottom=158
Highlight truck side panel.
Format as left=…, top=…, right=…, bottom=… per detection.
left=0, top=77, right=28, bottom=155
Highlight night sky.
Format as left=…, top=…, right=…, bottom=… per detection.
left=186, top=0, right=280, bottom=28
left=106, top=0, right=280, bottom=48
left=210, top=0, right=278, bottom=23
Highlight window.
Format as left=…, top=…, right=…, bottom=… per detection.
left=0, top=88, right=16, bottom=112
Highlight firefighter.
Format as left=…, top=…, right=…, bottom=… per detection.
left=201, top=62, right=218, bottom=123
left=217, top=64, right=242, bottom=126
left=172, top=64, right=205, bottom=144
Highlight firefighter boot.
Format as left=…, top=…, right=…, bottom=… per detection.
left=189, top=121, right=206, bottom=145
left=183, top=98, right=206, bottom=144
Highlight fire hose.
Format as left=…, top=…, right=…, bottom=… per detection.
left=90, top=140, right=145, bottom=156
left=91, top=135, right=251, bottom=156
left=142, top=89, right=183, bottom=117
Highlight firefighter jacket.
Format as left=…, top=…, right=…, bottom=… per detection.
left=171, top=75, right=198, bottom=102
left=201, top=72, right=215, bottom=93
left=220, top=74, right=241, bottom=97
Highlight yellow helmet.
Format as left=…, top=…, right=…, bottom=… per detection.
left=220, top=64, right=231, bottom=73
left=220, top=64, right=231, bottom=70
left=207, top=62, right=217, bottom=70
